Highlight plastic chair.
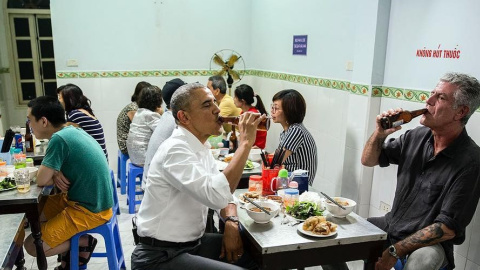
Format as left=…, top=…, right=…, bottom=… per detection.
left=394, top=258, right=447, bottom=270
left=69, top=169, right=125, bottom=270
left=117, top=150, right=129, bottom=194
left=127, top=163, right=144, bottom=214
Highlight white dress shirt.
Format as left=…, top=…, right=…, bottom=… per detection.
left=137, top=126, right=233, bottom=242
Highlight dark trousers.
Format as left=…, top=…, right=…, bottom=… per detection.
left=131, top=233, right=257, bottom=270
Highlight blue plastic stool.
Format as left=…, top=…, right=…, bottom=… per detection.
left=70, top=169, right=125, bottom=270
left=394, top=258, right=447, bottom=270
left=117, top=150, right=129, bottom=194
left=127, top=163, right=144, bottom=214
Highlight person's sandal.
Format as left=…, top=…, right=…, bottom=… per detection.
left=78, top=235, right=98, bottom=266
left=54, top=251, right=70, bottom=270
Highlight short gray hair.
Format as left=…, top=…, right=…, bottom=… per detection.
left=208, top=75, right=227, bottom=94
left=440, top=72, right=480, bottom=125
left=170, top=82, right=206, bottom=122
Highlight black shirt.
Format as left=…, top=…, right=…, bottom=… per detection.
left=379, top=126, right=480, bottom=269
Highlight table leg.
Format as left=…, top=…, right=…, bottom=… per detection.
left=363, top=259, right=376, bottom=270
left=30, top=219, right=47, bottom=270
left=14, top=248, right=26, bottom=270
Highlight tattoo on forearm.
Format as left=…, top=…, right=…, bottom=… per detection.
left=401, top=223, right=445, bottom=248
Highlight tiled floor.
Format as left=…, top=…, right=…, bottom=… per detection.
left=22, top=187, right=365, bottom=270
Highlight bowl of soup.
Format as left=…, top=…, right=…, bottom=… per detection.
left=325, top=197, right=356, bottom=218
left=245, top=201, right=280, bottom=224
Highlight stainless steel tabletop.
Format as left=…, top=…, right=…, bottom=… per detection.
left=0, top=213, right=25, bottom=268
left=0, top=184, right=52, bottom=206
left=26, top=140, right=47, bottom=160
left=235, top=189, right=387, bottom=254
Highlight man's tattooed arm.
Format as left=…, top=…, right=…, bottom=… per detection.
left=395, top=223, right=456, bottom=257
left=361, top=132, right=386, bottom=167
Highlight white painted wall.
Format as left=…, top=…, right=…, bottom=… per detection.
left=51, top=0, right=252, bottom=71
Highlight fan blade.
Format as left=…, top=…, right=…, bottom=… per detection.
left=213, top=54, right=225, bottom=67
left=217, top=70, right=226, bottom=77
left=229, top=69, right=241, bottom=81
left=227, top=54, right=240, bottom=67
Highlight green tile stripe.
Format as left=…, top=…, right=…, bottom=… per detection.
left=373, top=85, right=430, bottom=104
left=0, top=67, right=9, bottom=74
left=57, top=69, right=370, bottom=96
left=247, top=70, right=369, bottom=96
left=57, top=70, right=219, bottom=79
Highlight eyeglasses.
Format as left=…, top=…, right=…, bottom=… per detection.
left=270, top=104, right=281, bottom=113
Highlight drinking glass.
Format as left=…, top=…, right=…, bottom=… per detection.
left=14, top=168, right=30, bottom=193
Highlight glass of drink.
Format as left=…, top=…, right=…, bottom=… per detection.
left=14, top=168, right=30, bottom=193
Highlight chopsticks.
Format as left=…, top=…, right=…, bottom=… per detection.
left=260, top=150, right=269, bottom=168
left=1, top=129, right=15, bottom=153
left=270, top=148, right=286, bottom=169
left=243, top=195, right=271, bottom=215
left=320, top=192, right=346, bottom=210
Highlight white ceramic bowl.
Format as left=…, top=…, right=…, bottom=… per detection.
left=245, top=201, right=280, bottom=224
left=325, top=197, right=356, bottom=218
left=248, top=148, right=262, bottom=163
left=27, top=167, right=38, bottom=181
left=210, top=149, right=221, bottom=159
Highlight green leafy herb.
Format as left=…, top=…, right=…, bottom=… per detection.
left=244, top=160, right=254, bottom=169
left=286, top=201, right=323, bottom=220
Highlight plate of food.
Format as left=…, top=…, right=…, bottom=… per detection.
left=0, top=177, right=16, bottom=192
left=297, top=216, right=337, bottom=238
left=216, top=160, right=260, bottom=171
left=286, top=201, right=323, bottom=221
left=238, top=191, right=262, bottom=204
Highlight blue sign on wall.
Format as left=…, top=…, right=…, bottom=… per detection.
left=293, top=35, right=308, bottom=55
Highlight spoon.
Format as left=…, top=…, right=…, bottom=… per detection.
left=320, top=192, right=347, bottom=210
left=243, top=195, right=271, bottom=215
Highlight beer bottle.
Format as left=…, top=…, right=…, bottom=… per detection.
left=25, top=120, right=34, bottom=152
left=229, top=126, right=238, bottom=153
left=218, top=115, right=270, bottom=131
left=380, top=108, right=428, bottom=129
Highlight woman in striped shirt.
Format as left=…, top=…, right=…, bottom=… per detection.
left=271, top=89, right=317, bottom=184
left=57, top=84, right=109, bottom=161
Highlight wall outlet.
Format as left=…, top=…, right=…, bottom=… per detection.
left=345, top=61, right=354, bottom=71
left=66, top=59, right=78, bottom=67
left=380, top=201, right=391, bottom=212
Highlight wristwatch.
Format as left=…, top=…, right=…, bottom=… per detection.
left=225, top=216, right=239, bottom=224
left=388, top=245, right=400, bottom=259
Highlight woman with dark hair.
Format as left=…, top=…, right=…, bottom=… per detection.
left=234, top=84, right=268, bottom=149
left=126, top=85, right=163, bottom=166
left=57, top=84, right=109, bottom=160
left=116, top=81, right=151, bottom=155
left=271, top=89, right=317, bottom=184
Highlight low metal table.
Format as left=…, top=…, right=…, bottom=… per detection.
left=0, top=184, right=53, bottom=270
left=26, top=140, right=47, bottom=166
left=0, top=213, right=26, bottom=270
left=235, top=189, right=387, bottom=270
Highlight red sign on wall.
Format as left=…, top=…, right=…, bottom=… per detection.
left=416, top=44, right=460, bottom=59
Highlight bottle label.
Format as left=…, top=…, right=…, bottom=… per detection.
left=25, top=141, right=31, bottom=149
left=392, top=120, right=404, bottom=128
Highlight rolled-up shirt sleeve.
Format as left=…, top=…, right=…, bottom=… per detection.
left=162, top=142, right=233, bottom=210
left=378, top=131, right=410, bottom=167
